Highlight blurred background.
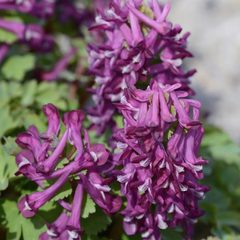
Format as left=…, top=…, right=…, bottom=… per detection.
left=159, top=0, right=240, bottom=143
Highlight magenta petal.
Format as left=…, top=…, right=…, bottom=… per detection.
left=16, top=132, right=42, bottom=161
left=42, top=103, right=60, bottom=136
left=62, top=110, right=85, bottom=159
left=123, top=218, right=138, bottom=235
left=36, top=128, right=69, bottom=173
left=126, top=3, right=172, bottom=35
left=41, top=48, right=77, bottom=81
left=18, top=169, right=71, bottom=217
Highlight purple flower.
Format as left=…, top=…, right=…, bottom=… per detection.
left=39, top=212, right=69, bottom=240
left=86, top=0, right=196, bottom=133
left=0, top=43, right=9, bottom=64
left=16, top=127, right=43, bottom=162
left=18, top=169, right=71, bottom=217
left=79, top=166, right=122, bottom=215
left=0, top=18, right=53, bottom=52
left=40, top=103, right=60, bottom=145
left=36, top=128, right=69, bottom=173
left=0, top=0, right=35, bottom=12
left=112, top=79, right=209, bottom=237
left=41, top=48, right=77, bottom=81
left=15, top=149, right=43, bottom=187
left=59, top=181, right=84, bottom=240
left=62, top=109, right=85, bottom=159
left=30, top=0, right=55, bottom=19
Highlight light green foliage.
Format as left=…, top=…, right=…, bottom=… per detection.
left=2, top=54, right=35, bottom=81
left=0, top=81, right=73, bottom=138
left=21, top=81, right=38, bottom=106
left=113, top=115, right=124, bottom=129
left=0, top=144, right=19, bottom=191
left=54, top=158, right=69, bottom=170
left=0, top=106, right=20, bottom=138
left=0, top=199, right=47, bottom=240
left=35, top=82, right=69, bottom=110
left=0, top=28, right=18, bottom=44
left=2, top=136, right=21, bottom=156
left=81, top=193, right=96, bottom=218
left=170, top=105, right=176, bottom=117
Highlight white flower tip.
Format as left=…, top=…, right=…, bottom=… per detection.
left=67, top=230, right=78, bottom=239
left=47, top=229, right=58, bottom=237
left=24, top=201, right=32, bottom=211
left=90, top=151, right=98, bottom=162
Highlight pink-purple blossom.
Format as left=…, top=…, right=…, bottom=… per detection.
left=87, top=0, right=196, bottom=134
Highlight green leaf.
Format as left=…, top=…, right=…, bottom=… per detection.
left=209, top=142, right=240, bottom=166
left=38, top=201, right=63, bottom=223
left=0, top=146, right=18, bottom=191
left=222, top=234, right=240, bottom=240
left=22, top=112, right=47, bottom=134
left=201, top=131, right=230, bottom=147
left=0, top=81, right=10, bottom=106
left=7, top=213, right=22, bottom=240
left=122, top=233, right=142, bottom=240
left=0, top=198, right=51, bottom=240
left=21, top=80, right=37, bottom=106
left=202, top=237, right=221, bottom=240
left=82, top=193, right=96, bottom=219
left=50, top=180, right=72, bottom=202
left=138, top=5, right=154, bottom=19
left=60, top=70, right=77, bottom=82
left=0, top=28, right=18, bottom=44
left=71, top=38, right=88, bottom=57
left=0, top=179, right=8, bottom=192
left=0, top=199, right=21, bottom=240
left=0, top=105, right=20, bottom=138
left=217, top=211, right=240, bottom=228
left=2, top=136, right=21, bottom=156
left=82, top=235, right=108, bottom=240
left=161, top=228, right=182, bottom=240
left=35, top=88, right=67, bottom=110
left=2, top=54, right=35, bottom=81
left=170, top=105, right=176, bottom=117
left=81, top=206, right=112, bottom=235
left=21, top=213, right=47, bottom=240
left=113, top=115, right=124, bottom=129
left=54, top=158, right=69, bottom=170
left=86, top=127, right=112, bottom=146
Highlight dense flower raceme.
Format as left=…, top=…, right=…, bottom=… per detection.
left=87, top=0, right=196, bottom=135
left=15, top=87, right=210, bottom=239
left=15, top=103, right=122, bottom=239
left=111, top=79, right=210, bottom=238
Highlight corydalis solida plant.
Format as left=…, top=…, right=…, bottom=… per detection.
left=13, top=0, right=210, bottom=239
left=87, top=0, right=196, bottom=135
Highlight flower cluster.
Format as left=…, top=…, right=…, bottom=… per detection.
left=13, top=1, right=210, bottom=239
left=87, top=0, right=196, bottom=135
left=15, top=104, right=122, bottom=239
left=112, top=79, right=210, bottom=238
